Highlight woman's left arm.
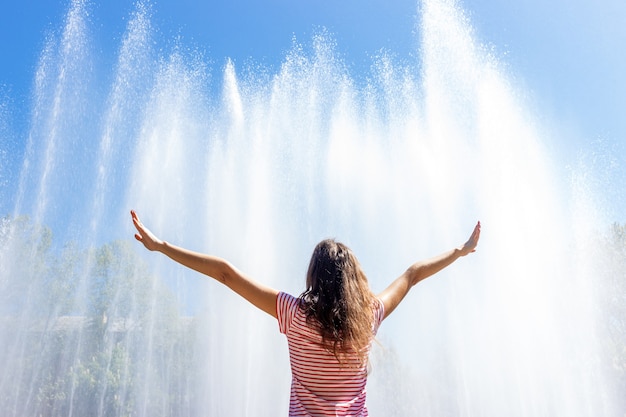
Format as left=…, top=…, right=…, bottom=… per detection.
left=131, top=210, right=279, bottom=318
left=378, top=221, right=481, bottom=319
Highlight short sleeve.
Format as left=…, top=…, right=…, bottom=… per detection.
left=276, top=292, right=299, bottom=335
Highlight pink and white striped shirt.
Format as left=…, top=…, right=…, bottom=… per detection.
left=276, top=292, right=385, bottom=417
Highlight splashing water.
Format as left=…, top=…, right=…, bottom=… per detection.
left=0, top=0, right=621, bottom=416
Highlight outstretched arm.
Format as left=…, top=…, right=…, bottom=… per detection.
left=378, top=222, right=481, bottom=320
left=131, top=210, right=279, bottom=318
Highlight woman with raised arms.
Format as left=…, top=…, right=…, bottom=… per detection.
left=131, top=210, right=480, bottom=416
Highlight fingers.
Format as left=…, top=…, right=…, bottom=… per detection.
left=461, top=221, right=481, bottom=255
left=469, top=221, right=481, bottom=251
left=473, top=221, right=481, bottom=241
left=131, top=210, right=145, bottom=232
left=131, top=210, right=141, bottom=227
left=131, top=210, right=145, bottom=242
left=131, top=210, right=162, bottom=251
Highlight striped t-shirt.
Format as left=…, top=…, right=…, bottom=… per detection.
left=276, top=292, right=385, bottom=416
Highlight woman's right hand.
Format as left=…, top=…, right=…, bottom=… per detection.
left=459, top=221, right=481, bottom=256
left=131, top=210, right=163, bottom=251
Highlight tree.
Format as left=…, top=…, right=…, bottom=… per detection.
left=0, top=215, right=198, bottom=417
left=0, top=214, right=53, bottom=315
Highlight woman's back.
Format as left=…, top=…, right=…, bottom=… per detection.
left=277, top=292, right=385, bottom=416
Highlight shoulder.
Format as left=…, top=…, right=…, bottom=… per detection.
left=277, top=291, right=299, bottom=308
left=276, top=292, right=300, bottom=334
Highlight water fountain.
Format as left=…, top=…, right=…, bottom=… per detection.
left=0, top=0, right=621, bottom=415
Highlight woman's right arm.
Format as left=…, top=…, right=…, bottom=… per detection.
left=131, top=210, right=279, bottom=318
left=377, top=222, right=481, bottom=320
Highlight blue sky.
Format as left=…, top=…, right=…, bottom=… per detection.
left=1, top=0, right=625, bottom=222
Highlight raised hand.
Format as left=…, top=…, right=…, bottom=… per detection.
left=460, top=221, right=481, bottom=256
left=131, top=210, right=163, bottom=251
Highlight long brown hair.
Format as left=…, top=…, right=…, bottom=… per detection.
left=299, top=239, right=376, bottom=365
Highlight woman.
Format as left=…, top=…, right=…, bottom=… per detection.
left=131, top=210, right=480, bottom=416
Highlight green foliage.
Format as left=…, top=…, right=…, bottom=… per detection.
left=0, top=214, right=53, bottom=315
left=0, top=215, right=198, bottom=417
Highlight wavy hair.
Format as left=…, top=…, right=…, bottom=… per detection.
left=299, top=239, right=376, bottom=365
